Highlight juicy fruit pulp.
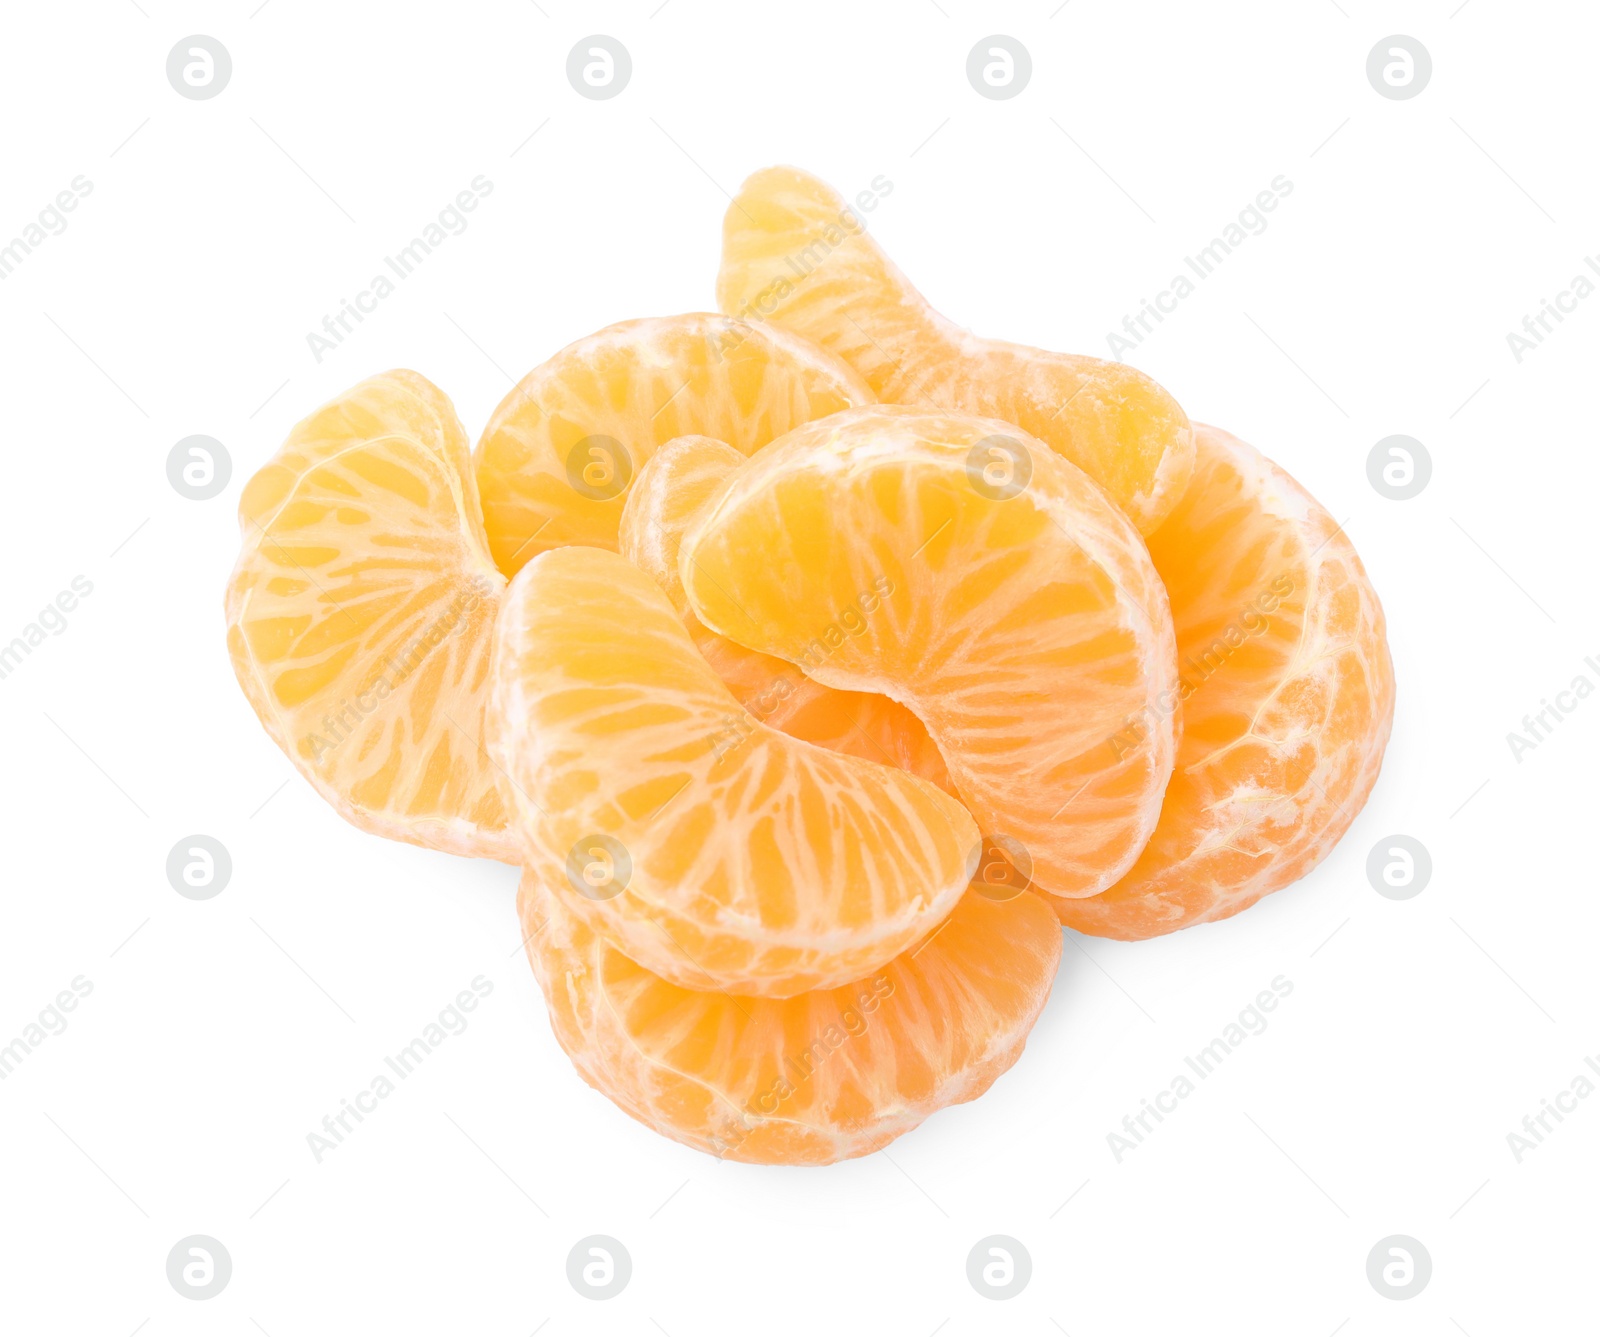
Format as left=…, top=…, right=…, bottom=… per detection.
left=225, top=371, right=514, bottom=861
left=222, top=161, right=1398, bottom=1167
left=519, top=870, right=1062, bottom=1165
left=490, top=545, right=979, bottom=998
left=1056, top=425, right=1395, bottom=938
left=619, top=433, right=952, bottom=792
left=717, top=166, right=1195, bottom=535
left=681, top=406, right=1180, bottom=899
left=474, top=312, right=873, bottom=574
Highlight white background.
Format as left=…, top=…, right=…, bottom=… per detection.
left=1, top=1, right=1596, bottom=1333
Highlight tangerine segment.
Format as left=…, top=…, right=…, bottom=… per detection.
left=618, top=434, right=746, bottom=624
left=619, top=433, right=952, bottom=793
left=489, top=545, right=978, bottom=998
left=473, top=313, right=873, bottom=574
left=716, top=166, right=1194, bottom=535
left=680, top=406, right=1180, bottom=899
left=519, top=870, right=1062, bottom=1165
left=225, top=370, right=514, bottom=861
left=1055, top=425, right=1395, bottom=940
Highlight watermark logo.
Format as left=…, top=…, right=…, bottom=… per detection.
left=166, top=1235, right=231, bottom=1299
left=306, top=977, right=494, bottom=1162
left=1366, top=835, right=1430, bottom=901
left=710, top=708, right=760, bottom=766
left=791, top=576, right=896, bottom=675
left=0, top=976, right=93, bottom=1082
left=1506, top=1051, right=1600, bottom=1162
left=966, top=1235, right=1031, bottom=1299
left=1366, top=435, right=1430, bottom=500
left=167, top=835, right=232, bottom=901
left=1365, top=1235, right=1431, bottom=1299
left=1366, top=37, right=1431, bottom=101
left=965, top=435, right=1032, bottom=500
left=565, top=435, right=632, bottom=501
left=300, top=576, right=494, bottom=763
left=967, top=835, right=1033, bottom=901
left=1109, top=577, right=1294, bottom=760
left=567, top=37, right=631, bottom=100
left=1107, top=977, right=1294, bottom=1162
left=167, top=436, right=231, bottom=500
left=1506, top=655, right=1599, bottom=761
left=0, top=575, right=95, bottom=684
left=565, top=835, right=631, bottom=901
left=1505, top=256, right=1600, bottom=362
left=167, top=37, right=231, bottom=101
left=967, top=37, right=1031, bottom=100
left=1107, top=176, right=1294, bottom=357
left=306, top=178, right=495, bottom=364
left=0, top=177, right=93, bottom=282
left=567, top=1235, right=631, bottom=1298
left=713, top=975, right=894, bottom=1159
left=726, top=177, right=894, bottom=325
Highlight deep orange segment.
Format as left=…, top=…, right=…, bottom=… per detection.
left=717, top=166, right=1194, bottom=534
left=1055, top=424, right=1395, bottom=939
left=519, top=870, right=1063, bottom=1165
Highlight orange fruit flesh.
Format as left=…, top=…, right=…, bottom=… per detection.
left=717, top=166, right=1194, bottom=535
left=619, top=433, right=952, bottom=793
left=681, top=406, right=1179, bottom=899
left=225, top=370, right=514, bottom=861
left=1055, top=424, right=1395, bottom=939
left=490, top=545, right=979, bottom=998
left=473, top=312, right=873, bottom=574
left=519, top=870, right=1062, bottom=1165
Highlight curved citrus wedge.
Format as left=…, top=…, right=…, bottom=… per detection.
left=225, top=370, right=514, bottom=860
left=1056, top=424, right=1395, bottom=939
left=717, top=166, right=1194, bottom=534
left=474, top=312, right=873, bottom=574
left=519, top=869, right=1062, bottom=1165
left=619, top=433, right=952, bottom=791
left=489, top=545, right=978, bottom=997
left=681, top=406, right=1179, bottom=899
left=618, top=434, right=745, bottom=624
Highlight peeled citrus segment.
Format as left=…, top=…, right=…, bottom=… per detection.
left=519, top=869, right=1062, bottom=1165
left=618, top=434, right=746, bottom=623
left=680, top=406, right=1180, bottom=899
left=490, top=545, right=978, bottom=997
left=225, top=370, right=514, bottom=860
left=473, top=312, right=874, bottom=574
left=717, top=166, right=1195, bottom=535
left=775, top=681, right=953, bottom=795
left=619, top=433, right=952, bottom=793
left=1055, top=424, right=1395, bottom=940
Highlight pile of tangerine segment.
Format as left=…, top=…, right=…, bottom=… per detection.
left=226, top=167, right=1395, bottom=1165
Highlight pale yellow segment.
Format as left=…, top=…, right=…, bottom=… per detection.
left=225, top=370, right=515, bottom=861
left=473, top=312, right=873, bottom=574
left=717, top=165, right=1194, bottom=535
